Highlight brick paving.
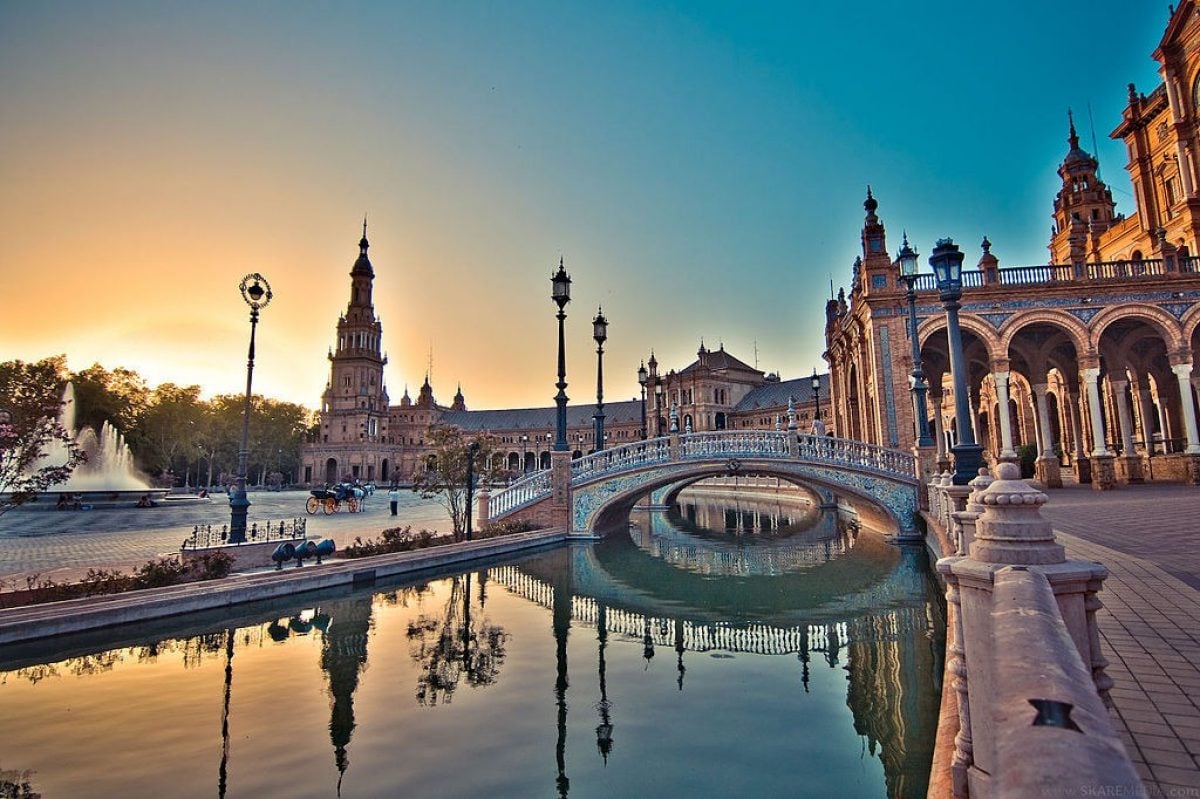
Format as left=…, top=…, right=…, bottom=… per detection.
left=1041, top=482, right=1200, bottom=795
left=0, top=490, right=451, bottom=588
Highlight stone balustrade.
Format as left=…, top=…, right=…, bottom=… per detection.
left=486, top=470, right=552, bottom=518
left=929, top=462, right=1138, bottom=798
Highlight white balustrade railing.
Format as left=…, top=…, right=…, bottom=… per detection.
left=678, top=430, right=791, bottom=459
left=571, top=438, right=672, bottom=482
left=488, top=469, right=552, bottom=518
left=795, top=434, right=917, bottom=480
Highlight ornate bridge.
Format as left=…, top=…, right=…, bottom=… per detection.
left=485, top=431, right=920, bottom=537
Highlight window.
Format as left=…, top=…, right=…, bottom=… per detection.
left=1166, top=176, right=1179, bottom=210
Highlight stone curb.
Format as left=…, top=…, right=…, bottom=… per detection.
left=0, top=529, right=567, bottom=645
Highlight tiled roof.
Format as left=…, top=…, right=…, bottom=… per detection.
left=733, top=374, right=829, bottom=413
left=679, top=347, right=761, bottom=376
left=439, top=399, right=644, bottom=431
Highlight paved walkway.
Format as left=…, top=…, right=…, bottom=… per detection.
left=0, top=490, right=451, bottom=589
left=1041, top=482, right=1200, bottom=795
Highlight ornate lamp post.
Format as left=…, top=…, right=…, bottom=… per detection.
left=551, top=259, right=571, bottom=451
left=520, top=434, right=528, bottom=474
left=654, top=379, right=664, bottom=437
left=897, top=234, right=934, bottom=447
left=929, top=238, right=984, bottom=484
left=593, top=307, right=608, bottom=452
left=230, top=273, right=272, bottom=544
left=811, top=369, right=821, bottom=420
left=465, top=441, right=479, bottom=541
left=637, top=361, right=648, bottom=440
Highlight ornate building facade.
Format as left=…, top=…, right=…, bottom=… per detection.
left=301, top=233, right=827, bottom=487
left=824, top=3, right=1200, bottom=488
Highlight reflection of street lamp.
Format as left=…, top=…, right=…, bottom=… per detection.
left=897, top=234, right=934, bottom=447
left=637, top=361, right=648, bottom=440
left=930, top=238, right=984, bottom=484
left=230, top=273, right=272, bottom=544
left=465, top=441, right=479, bottom=541
left=551, top=259, right=572, bottom=451
left=593, top=308, right=608, bottom=451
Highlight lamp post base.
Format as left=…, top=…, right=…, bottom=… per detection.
left=950, top=443, right=985, bottom=486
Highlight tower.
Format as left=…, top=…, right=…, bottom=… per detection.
left=1049, top=112, right=1117, bottom=263
left=312, top=221, right=393, bottom=483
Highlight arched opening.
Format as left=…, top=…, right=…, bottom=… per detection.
left=381, top=459, right=390, bottom=483
left=523, top=451, right=536, bottom=473
left=715, top=412, right=727, bottom=430
left=324, top=458, right=338, bottom=485
left=540, top=451, right=552, bottom=470
left=507, top=452, right=520, bottom=471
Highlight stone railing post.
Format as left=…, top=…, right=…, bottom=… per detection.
left=477, top=487, right=491, bottom=526
left=550, top=450, right=572, bottom=530
left=952, top=467, right=993, bottom=556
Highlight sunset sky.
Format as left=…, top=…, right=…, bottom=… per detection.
left=0, top=2, right=1162, bottom=412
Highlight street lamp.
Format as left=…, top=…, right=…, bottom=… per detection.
left=930, top=238, right=984, bottom=484
left=811, top=369, right=821, bottom=421
left=551, top=259, right=571, bottom=451
left=593, top=307, right=608, bottom=452
left=637, top=361, right=648, bottom=440
left=654, top=379, right=664, bottom=437
left=465, top=441, right=479, bottom=541
left=897, top=233, right=934, bottom=447
left=230, top=272, right=272, bottom=544
left=520, top=434, right=529, bottom=474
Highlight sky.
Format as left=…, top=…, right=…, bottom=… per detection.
left=0, top=1, right=1165, bottom=412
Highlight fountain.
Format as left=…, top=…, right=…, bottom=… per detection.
left=19, top=384, right=168, bottom=509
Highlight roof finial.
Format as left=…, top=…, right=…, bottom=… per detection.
left=1067, top=109, right=1080, bottom=150
left=359, top=215, right=369, bottom=253
left=864, top=185, right=878, bottom=215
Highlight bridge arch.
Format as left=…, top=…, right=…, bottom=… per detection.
left=583, top=460, right=913, bottom=537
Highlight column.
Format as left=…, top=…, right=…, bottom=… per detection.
left=993, top=371, right=1017, bottom=459
left=1110, top=380, right=1135, bottom=455
left=1082, top=368, right=1110, bottom=456
left=1032, top=384, right=1054, bottom=457
left=931, top=392, right=948, bottom=462
left=1136, top=386, right=1155, bottom=454
left=1171, top=363, right=1200, bottom=454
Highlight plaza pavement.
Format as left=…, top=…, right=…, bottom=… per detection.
left=1039, top=482, right=1200, bottom=795
left=0, top=490, right=451, bottom=589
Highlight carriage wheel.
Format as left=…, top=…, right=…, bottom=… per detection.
left=324, top=497, right=338, bottom=515
left=347, top=497, right=360, bottom=513
left=306, top=497, right=320, bottom=515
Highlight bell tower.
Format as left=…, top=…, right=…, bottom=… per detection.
left=320, top=220, right=390, bottom=446
left=1050, top=112, right=1116, bottom=263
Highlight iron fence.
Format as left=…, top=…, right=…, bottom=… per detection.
left=183, top=518, right=307, bottom=550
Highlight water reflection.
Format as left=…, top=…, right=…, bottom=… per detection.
left=0, top=493, right=943, bottom=799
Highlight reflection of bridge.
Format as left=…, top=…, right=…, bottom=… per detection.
left=486, top=431, right=920, bottom=536
left=633, top=506, right=856, bottom=577
left=488, top=563, right=929, bottom=658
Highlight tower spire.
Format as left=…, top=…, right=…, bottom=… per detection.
left=1067, top=109, right=1080, bottom=151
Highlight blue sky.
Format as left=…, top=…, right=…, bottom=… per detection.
left=0, top=1, right=1166, bottom=408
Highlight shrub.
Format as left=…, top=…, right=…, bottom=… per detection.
left=339, top=526, right=444, bottom=559
left=477, top=519, right=542, bottom=538
left=135, top=557, right=190, bottom=589
left=1016, top=444, right=1038, bottom=478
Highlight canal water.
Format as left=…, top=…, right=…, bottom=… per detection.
left=0, top=483, right=944, bottom=798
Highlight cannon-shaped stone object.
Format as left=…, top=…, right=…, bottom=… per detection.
left=271, top=542, right=296, bottom=570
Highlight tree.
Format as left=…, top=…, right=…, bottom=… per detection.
left=138, top=383, right=206, bottom=478
left=0, top=358, right=85, bottom=514
left=412, top=425, right=502, bottom=540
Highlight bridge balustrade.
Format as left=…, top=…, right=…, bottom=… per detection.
left=570, top=437, right=672, bottom=482
left=678, top=430, right=790, bottom=460
left=795, top=434, right=917, bottom=479
left=910, top=257, right=1181, bottom=292
left=487, top=469, right=552, bottom=517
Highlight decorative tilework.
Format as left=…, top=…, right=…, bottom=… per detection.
left=879, top=327, right=898, bottom=447
left=1068, top=307, right=1102, bottom=323
left=1159, top=302, right=1194, bottom=320
left=978, top=312, right=1013, bottom=329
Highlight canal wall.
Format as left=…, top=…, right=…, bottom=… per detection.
left=923, top=466, right=1140, bottom=798
left=0, top=529, right=566, bottom=645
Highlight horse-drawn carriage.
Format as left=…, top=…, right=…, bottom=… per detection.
left=305, top=483, right=368, bottom=515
